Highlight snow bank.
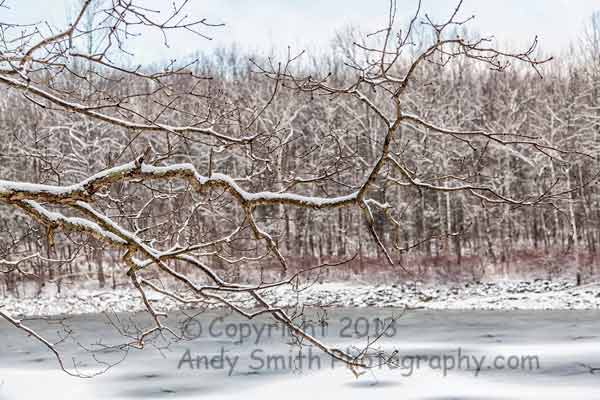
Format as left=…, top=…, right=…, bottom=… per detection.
left=1, top=279, right=599, bottom=318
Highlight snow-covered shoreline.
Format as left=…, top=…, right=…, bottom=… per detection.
left=1, top=279, right=599, bottom=317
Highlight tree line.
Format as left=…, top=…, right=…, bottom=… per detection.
left=1, top=11, right=599, bottom=298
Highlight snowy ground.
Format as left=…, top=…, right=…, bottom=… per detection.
left=1, top=278, right=599, bottom=317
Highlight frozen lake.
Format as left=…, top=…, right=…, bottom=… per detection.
left=1, top=309, right=599, bottom=399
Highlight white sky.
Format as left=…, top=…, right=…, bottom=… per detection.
left=2, top=0, right=599, bottom=64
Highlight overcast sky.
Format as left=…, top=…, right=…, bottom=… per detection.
left=3, top=0, right=600, bottom=64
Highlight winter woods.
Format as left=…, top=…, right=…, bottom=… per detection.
left=0, top=0, right=597, bottom=374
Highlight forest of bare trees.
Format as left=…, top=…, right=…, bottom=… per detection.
left=0, top=0, right=599, bottom=374
left=2, top=8, right=600, bottom=294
